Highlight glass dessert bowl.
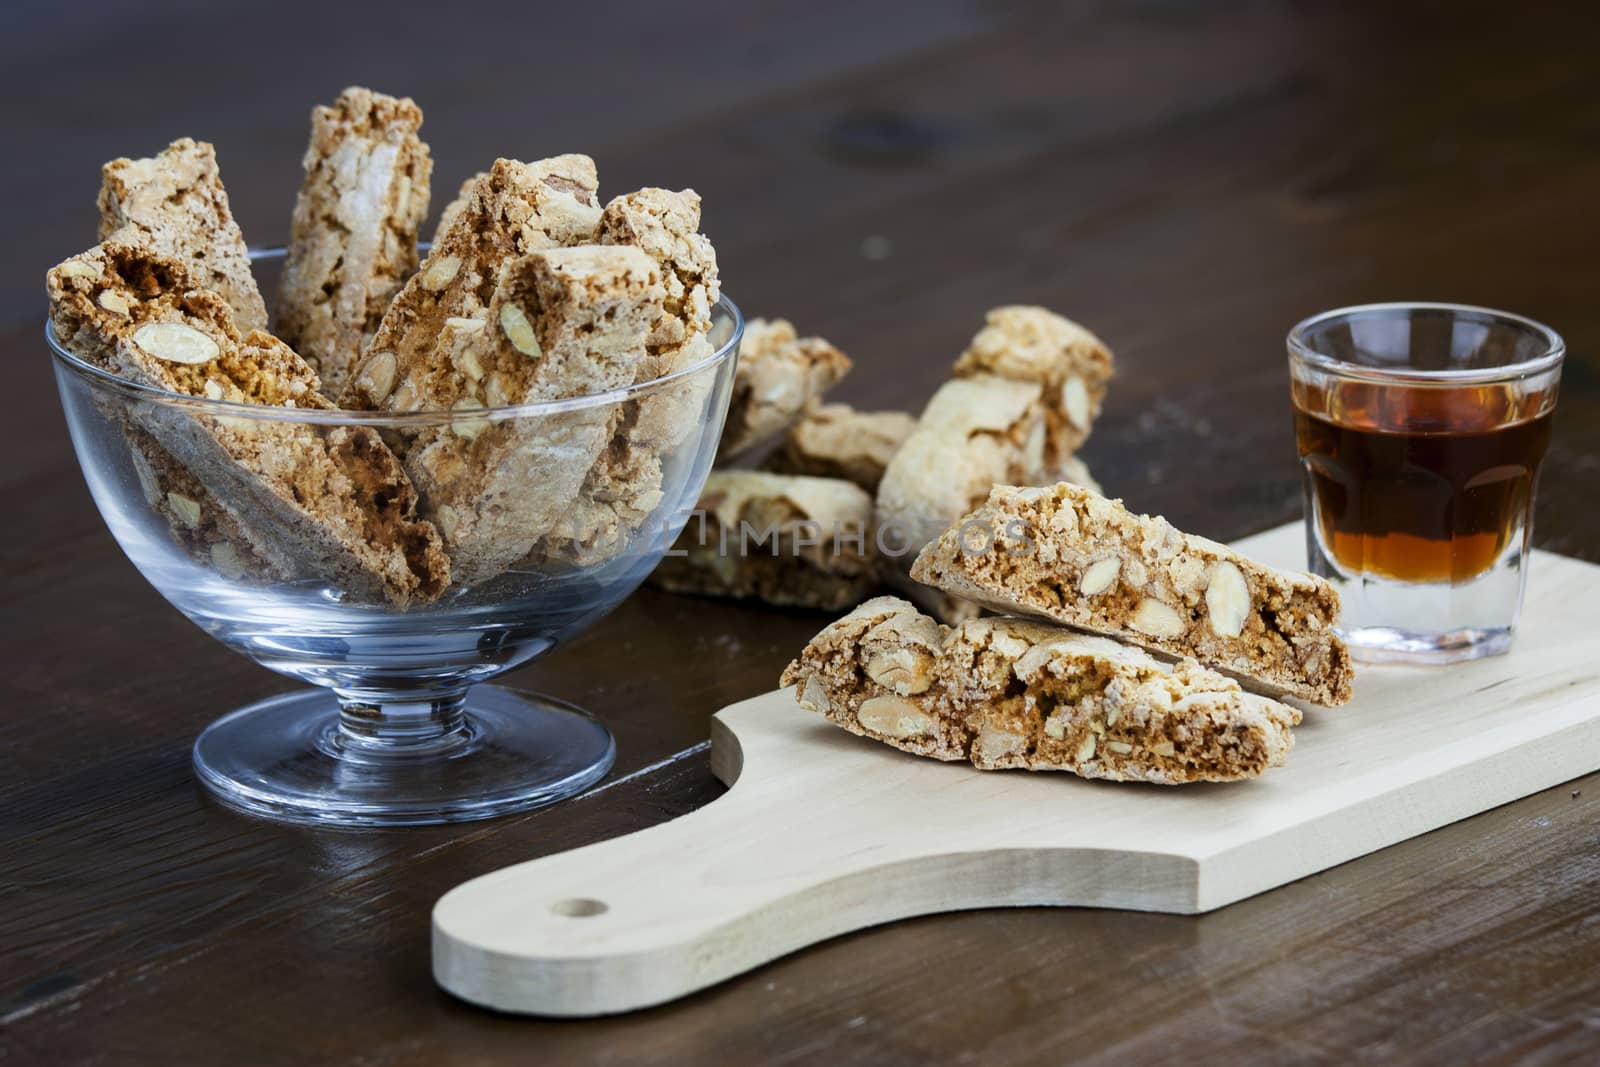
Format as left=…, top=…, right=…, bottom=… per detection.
left=49, top=280, right=742, bottom=827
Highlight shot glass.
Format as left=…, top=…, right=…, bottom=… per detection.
left=1287, top=303, right=1564, bottom=664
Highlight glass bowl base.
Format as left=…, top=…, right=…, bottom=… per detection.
left=192, top=686, right=615, bottom=827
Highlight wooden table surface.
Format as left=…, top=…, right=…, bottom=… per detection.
left=4, top=2, right=1598, bottom=1063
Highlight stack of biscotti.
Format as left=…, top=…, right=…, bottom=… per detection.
left=48, top=243, right=449, bottom=605
left=234, top=86, right=724, bottom=584
left=340, top=159, right=725, bottom=576
left=336, top=154, right=671, bottom=582
left=257, top=86, right=725, bottom=584
left=56, top=111, right=451, bottom=605
left=649, top=305, right=1114, bottom=617
left=782, top=596, right=1303, bottom=784
left=781, top=483, right=1353, bottom=783
left=49, top=84, right=729, bottom=597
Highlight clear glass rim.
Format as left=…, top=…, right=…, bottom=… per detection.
left=46, top=247, right=742, bottom=426
left=1287, top=301, right=1565, bottom=386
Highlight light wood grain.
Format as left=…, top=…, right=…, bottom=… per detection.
left=432, top=523, right=1600, bottom=1017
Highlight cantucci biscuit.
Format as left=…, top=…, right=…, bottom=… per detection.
left=911, top=483, right=1354, bottom=705
left=782, top=597, right=1302, bottom=783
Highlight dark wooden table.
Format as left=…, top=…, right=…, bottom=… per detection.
left=4, top=2, right=1598, bottom=1063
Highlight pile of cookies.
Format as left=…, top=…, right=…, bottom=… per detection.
left=47, top=87, right=721, bottom=603
left=646, top=290, right=1353, bottom=784
left=783, top=485, right=1354, bottom=784
left=654, top=304, right=1113, bottom=617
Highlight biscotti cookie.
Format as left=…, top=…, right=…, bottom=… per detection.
left=277, top=87, right=433, bottom=395
left=597, top=188, right=719, bottom=444
left=765, top=402, right=917, bottom=493
left=779, top=596, right=961, bottom=760
left=340, top=154, right=603, bottom=410
left=953, top=306, right=1113, bottom=465
left=910, top=483, right=1354, bottom=705
left=533, top=188, right=722, bottom=568
left=599, top=188, right=719, bottom=352
left=48, top=243, right=449, bottom=606
left=394, top=246, right=666, bottom=583
left=651, top=471, right=877, bottom=611
left=124, top=422, right=279, bottom=580
left=876, top=376, right=1046, bottom=562
left=781, top=598, right=1301, bottom=783
left=718, top=318, right=851, bottom=458
left=540, top=431, right=667, bottom=568
left=874, top=374, right=1046, bottom=622
left=940, top=617, right=1299, bottom=780
left=98, top=138, right=268, bottom=334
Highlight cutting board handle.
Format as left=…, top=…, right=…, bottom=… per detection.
left=432, top=716, right=897, bottom=1016
left=432, top=709, right=1196, bottom=1017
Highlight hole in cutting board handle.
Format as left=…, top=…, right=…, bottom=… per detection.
left=549, top=897, right=609, bottom=918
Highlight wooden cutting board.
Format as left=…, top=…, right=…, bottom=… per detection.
left=432, top=523, right=1600, bottom=1017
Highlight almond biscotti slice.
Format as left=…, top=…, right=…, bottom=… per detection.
left=531, top=188, right=722, bottom=568
left=599, top=187, right=719, bottom=353
left=596, top=187, right=720, bottom=443
left=911, top=483, right=1354, bottom=705
left=781, top=598, right=1301, bottom=783
left=277, top=87, right=433, bottom=395
left=651, top=471, right=878, bottom=611
left=717, top=318, right=851, bottom=458
left=394, top=245, right=667, bottom=583
left=764, top=402, right=917, bottom=493
left=778, top=596, right=961, bottom=760
left=953, top=306, right=1113, bottom=465
left=940, top=617, right=1300, bottom=781
left=48, top=243, right=449, bottom=606
left=98, top=138, right=267, bottom=334
left=874, top=374, right=1046, bottom=622
left=124, top=422, right=280, bottom=580
left=340, top=154, right=603, bottom=411
left=876, top=376, right=1047, bottom=562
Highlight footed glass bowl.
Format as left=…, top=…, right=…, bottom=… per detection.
left=49, top=265, right=741, bottom=827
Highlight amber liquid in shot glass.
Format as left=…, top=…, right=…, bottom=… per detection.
left=1293, top=381, right=1554, bottom=584
left=1287, top=303, right=1563, bottom=664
